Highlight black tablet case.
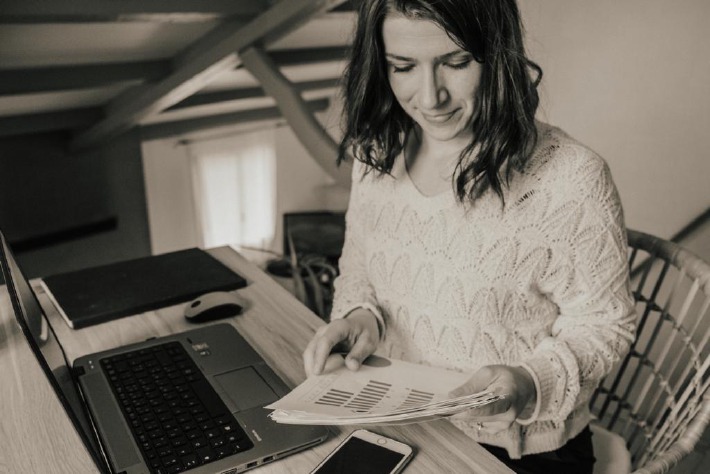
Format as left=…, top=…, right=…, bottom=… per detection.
left=42, top=248, right=247, bottom=329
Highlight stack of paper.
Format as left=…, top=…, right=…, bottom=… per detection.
left=267, top=354, right=502, bottom=425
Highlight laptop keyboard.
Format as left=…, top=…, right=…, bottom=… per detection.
left=101, top=341, right=254, bottom=473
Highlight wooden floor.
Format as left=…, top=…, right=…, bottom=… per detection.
left=667, top=217, right=710, bottom=473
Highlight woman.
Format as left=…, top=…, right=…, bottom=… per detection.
left=303, top=1, right=636, bottom=472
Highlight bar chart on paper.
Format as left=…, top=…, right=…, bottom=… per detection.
left=314, top=380, right=436, bottom=413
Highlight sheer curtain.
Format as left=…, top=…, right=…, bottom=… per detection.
left=187, top=128, right=276, bottom=250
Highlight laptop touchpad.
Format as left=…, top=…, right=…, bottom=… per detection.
left=214, top=366, right=279, bottom=411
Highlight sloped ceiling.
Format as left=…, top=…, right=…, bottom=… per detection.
left=0, top=0, right=357, bottom=147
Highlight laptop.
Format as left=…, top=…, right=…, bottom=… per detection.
left=0, top=229, right=328, bottom=474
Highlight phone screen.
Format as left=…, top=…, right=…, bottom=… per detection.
left=313, top=436, right=407, bottom=474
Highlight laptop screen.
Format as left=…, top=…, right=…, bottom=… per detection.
left=0, top=231, right=107, bottom=472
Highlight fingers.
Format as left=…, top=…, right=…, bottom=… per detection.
left=303, top=322, right=348, bottom=376
left=450, top=398, right=515, bottom=434
left=344, top=329, right=376, bottom=371
left=322, top=353, right=346, bottom=373
left=451, top=396, right=512, bottom=419
left=303, top=319, right=378, bottom=376
left=472, top=419, right=513, bottom=435
left=448, top=364, right=530, bottom=434
left=452, top=365, right=535, bottom=421
left=449, top=366, right=495, bottom=398
left=450, top=414, right=514, bottom=435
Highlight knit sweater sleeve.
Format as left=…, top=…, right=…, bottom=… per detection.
left=517, top=151, right=637, bottom=425
left=330, top=161, right=386, bottom=334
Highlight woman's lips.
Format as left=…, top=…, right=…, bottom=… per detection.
left=421, top=110, right=457, bottom=124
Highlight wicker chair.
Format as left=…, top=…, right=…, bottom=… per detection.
left=590, top=229, right=710, bottom=474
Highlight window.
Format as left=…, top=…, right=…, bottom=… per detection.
left=187, top=128, right=277, bottom=250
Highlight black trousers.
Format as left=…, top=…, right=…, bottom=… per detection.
left=480, top=426, right=595, bottom=474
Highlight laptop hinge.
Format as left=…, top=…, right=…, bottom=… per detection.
left=73, top=365, right=86, bottom=377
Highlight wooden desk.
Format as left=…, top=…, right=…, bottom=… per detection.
left=0, top=247, right=512, bottom=474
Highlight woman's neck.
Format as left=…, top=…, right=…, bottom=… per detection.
left=404, top=131, right=469, bottom=196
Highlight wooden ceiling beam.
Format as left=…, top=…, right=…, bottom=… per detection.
left=0, top=0, right=269, bottom=23
left=167, top=78, right=340, bottom=111
left=331, top=0, right=360, bottom=12
left=70, top=0, right=348, bottom=150
left=0, top=47, right=347, bottom=96
left=266, top=46, right=349, bottom=67
left=0, top=61, right=171, bottom=95
left=240, top=46, right=351, bottom=187
left=141, top=98, right=330, bottom=141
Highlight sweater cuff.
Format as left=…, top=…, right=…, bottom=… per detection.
left=516, top=354, right=559, bottom=424
left=334, top=303, right=386, bottom=341
left=515, top=363, right=542, bottom=425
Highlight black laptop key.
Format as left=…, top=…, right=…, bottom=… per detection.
left=215, top=444, right=232, bottom=459
left=189, top=379, right=227, bottom=418
left=182, top=453, right=200, bottom=469
left=196, top=446, right=216, bottom=463
left=100, top=341, right=252, bottom=473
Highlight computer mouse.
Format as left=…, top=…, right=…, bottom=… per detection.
left=184, top=291, right=246, bottom=323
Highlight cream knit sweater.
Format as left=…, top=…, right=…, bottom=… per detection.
left=330, top=122, right=636, bottom=459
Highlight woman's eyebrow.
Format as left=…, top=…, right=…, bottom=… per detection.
left=385, top=53, right=415, bottom=62
left=385, top=50, right=471, bottom=62
left=439, top=50, right=471, bottom=60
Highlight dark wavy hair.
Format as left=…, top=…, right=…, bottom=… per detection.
left=338, top=0, right=542, bottom=203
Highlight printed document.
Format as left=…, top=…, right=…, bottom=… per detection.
left=267, top=354, right=501, bottom=425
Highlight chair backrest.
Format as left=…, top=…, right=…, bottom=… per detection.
left=590, top=229, right=710, bottom=474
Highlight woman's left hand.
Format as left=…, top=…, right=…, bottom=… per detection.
left=448, top=365, right=537, bottom=434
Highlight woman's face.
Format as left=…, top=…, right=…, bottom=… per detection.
left=382, top=12, right=482, bottom=148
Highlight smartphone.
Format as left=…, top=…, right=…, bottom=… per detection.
left=310, top=429, right=415, bottom=474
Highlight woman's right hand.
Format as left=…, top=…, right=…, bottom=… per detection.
left=302, top=308, right=380, bottom=377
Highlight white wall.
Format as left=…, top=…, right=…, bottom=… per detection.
left=520, top=0, right=710, bottom=238
left=141, top=139, right=200, bottom=254
left=273, top=124, right=345, bottom=253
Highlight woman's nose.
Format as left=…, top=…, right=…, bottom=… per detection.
left=418, top=67, right=446, bottom=109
